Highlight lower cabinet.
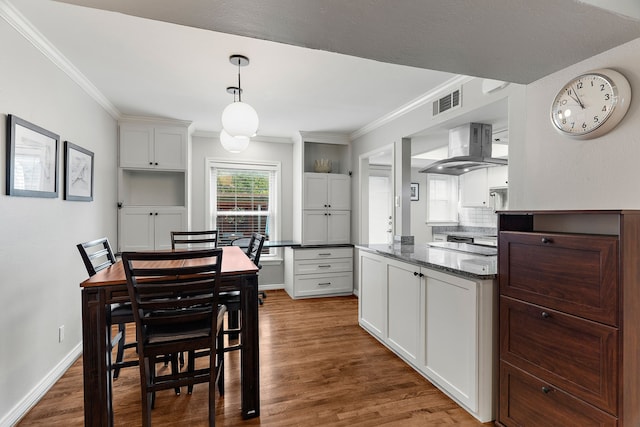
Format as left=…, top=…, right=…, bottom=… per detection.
left=284, top=246, right=353, bottom=298
left=118, top=207, right=187, bottom=251
left=357, top=249, right=496, bottom=422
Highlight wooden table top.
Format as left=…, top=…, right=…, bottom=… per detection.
left=80, top=246, right=259, bottom=288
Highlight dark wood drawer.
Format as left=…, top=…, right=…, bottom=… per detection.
left=500, top=296, right=617, bottom=414
left=499, top=362, right=617, bottom=427
left=499, top=231, right=618, bottom=325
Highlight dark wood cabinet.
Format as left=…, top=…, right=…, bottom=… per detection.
left=497, top=210, right=640, bottom=427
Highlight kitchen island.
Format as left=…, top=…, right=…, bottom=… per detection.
left=356, top=244, right=496, bottom=423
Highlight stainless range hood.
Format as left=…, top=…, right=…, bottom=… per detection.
left=419, top=123, right=507, bottom=176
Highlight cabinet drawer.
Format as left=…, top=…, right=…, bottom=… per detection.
left=294, top=247, right=352, bottom=260
left=499, top=362, right=616, bottom=427
left=499, top=231, right=618, bottom=325
left=500, top=297, right=617, bottom=413
left=294, top=258, right=352, bottom=275
left=294, top=272, right=353, bottom=297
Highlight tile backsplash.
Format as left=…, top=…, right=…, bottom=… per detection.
left=458, top=206, right=497, bottom=228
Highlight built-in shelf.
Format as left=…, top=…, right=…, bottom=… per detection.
left=120, top=169, right=185, bottom=207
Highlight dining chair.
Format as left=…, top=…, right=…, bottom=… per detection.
left=121, top=248, right=226, bottom=427
left=223, top=232, right=266, bottom=353
left=76, top=237, right=137, bottom=379
left=171, top=230, right=218, bottom=249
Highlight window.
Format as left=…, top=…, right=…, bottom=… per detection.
left=426, top=174, right=458, bottom=224
left=207, top=160, right=280, bottom=253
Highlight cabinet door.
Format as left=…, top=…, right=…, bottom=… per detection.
left=386, top=258, right=421, bottom=364
left=359, top=252, right=387, bottom=339
left=303, top=173, right=329, bottom=209
left=487, top=165, right=508, bottom=188
left=154, top=127, right=187, bottom=170
left=327, top=174, right=350, bottom=210
left=424, top=270, right=478, bottom=412
left=302, top=210, right=328, bottom=245
left=119, top=208, right=155, bottom=251
left=326, top=211, right=350, bottom=244
left=153, top=209, right=187, bottom=250
left=120, top=125, right=153, bottom=168
left=460, top=168, right=488, bottom=207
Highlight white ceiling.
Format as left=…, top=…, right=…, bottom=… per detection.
left=7, top=0, right=640, bottom=141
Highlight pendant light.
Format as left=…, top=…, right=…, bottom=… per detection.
left=220, top=85, right=251, bottom=153
left=221, top=54, right=259, bottom=140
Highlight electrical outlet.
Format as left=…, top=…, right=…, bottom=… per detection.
left=58, top=325, right=64, bottom=343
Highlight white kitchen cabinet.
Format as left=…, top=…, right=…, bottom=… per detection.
left=117, top=119, right=191, bottom=252
left=356, top=248, right=496, bottom=422
left=119, top=207, right=187, bottom=251
left=423, top=269, right=478, bottom=413
left=284, top=247, right=353, bottom=299
left=359, top=251, right=387, bottom=339
left=487, top=165, right=508, bottom=188
left=302, top=173, right=351, bottom=245
left=386, top=258, right=421, bottom=365
left=119, top=123, right=187, bottom=170
left=460, top=168, right=488, bottom=207
left=303, top=173, right=350, bottom=210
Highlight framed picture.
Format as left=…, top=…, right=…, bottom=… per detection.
left=6, top=114, right=59, bottom=198
left=410, top=183, right=419, bottom=201
left=64, top=141, right=94, bottom=201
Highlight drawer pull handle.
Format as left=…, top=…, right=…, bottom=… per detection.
left=541, top=311, right=550, bottom=319
left=318, top=265, right=331, bottom=268
left=318, top=282, right=331, bottom=286
left=318, top=253, right=331, bottom=256
left=413, top=272, right=419, bottom=276
left=541, top=386, right=552, bottom=394
left=541, top=237, right=553, bottom=244
left=419, top=273, right=424, bottom=278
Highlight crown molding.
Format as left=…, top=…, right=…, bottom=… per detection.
left=118, top=114, right=193, bottom=129
left=0, top=0, right=120, bottom=119
left=350, top=74, right=474, bottom=140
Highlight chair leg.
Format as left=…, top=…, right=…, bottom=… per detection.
left=187, top=351, right=196, bottom=394
left=217, top=332, right=225, bottom=395
left=113, top=323, right=126, bottom=379
left=171, top=354, right=180, bottom=395
left=141, top=358, right=153, bottom=426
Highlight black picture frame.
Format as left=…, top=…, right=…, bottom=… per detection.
left=6, top=114, right=60, bottom=198
left=64, top=141, right=94, bottom=201
left=410, top=182, right=419, bottom=201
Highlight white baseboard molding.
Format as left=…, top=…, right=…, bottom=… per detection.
left=259, top=283, right=285, bottom=291
left=1, top=342, right=82, bottom=427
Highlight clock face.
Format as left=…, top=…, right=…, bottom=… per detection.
left=550, top=69, right=631, bottom=139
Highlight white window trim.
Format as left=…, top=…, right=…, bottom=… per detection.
left=426, top=173, right=459, bottom=225
left=205, top=158, right=282, bottom=259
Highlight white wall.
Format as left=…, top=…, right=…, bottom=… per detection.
left=511, top=36, right=640, bottom=210
left=0, top=16, right=117, bottom=426
left=190, top=134, right=294, bottom=284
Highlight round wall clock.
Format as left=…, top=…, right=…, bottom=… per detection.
left=550, top=68, right=631, bottom=139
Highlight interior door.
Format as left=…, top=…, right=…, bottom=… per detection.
left=369, top=170, right=393, bottom=244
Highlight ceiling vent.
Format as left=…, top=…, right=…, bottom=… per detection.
left=432, top=88, right=461, bottom=117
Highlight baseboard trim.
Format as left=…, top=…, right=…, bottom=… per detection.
left=259, top=284, right=285, bottom=291
left=1, top=343, right=82, bottom=427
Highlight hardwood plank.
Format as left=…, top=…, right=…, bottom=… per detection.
left=17, top=290, right=489, bottom=426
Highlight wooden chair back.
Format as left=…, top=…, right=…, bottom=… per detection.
left=76, top=237, right=117, bottom=276
left=231, top=232, right=266, bottom=267
left=171, top=230, right=218, bottom=249
left=121, top=248, right=224, bottom=351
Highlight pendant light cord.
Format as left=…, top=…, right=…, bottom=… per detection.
left=237, top=61, right=242, bottom=102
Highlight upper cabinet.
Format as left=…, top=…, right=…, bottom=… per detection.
left=304, top=173, right=350, bottom=210
left=487, top=165, right=508, bottom=188
left=117, top=119, right=192, bottom=252
left=119, top=123, right=187, bottom=170
left=460, top=169, right=488, bottom=207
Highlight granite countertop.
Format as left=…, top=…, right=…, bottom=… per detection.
left=357, top=243, right=497, bottom=280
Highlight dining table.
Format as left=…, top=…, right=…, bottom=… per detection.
left=80, top=245, right=260, bottom=426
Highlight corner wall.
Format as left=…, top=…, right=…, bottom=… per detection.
left=0, top=15, right=117, bottom=426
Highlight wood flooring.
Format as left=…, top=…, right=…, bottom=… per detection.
left=17, top=290, right=490, bottom=426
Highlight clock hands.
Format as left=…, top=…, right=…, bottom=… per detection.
left=568, top=85, right=585, bottom=109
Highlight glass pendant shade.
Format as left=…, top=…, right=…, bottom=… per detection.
left=221, top=101, right=259, bottom=139
left=220, top=129, right=250, bottom=153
